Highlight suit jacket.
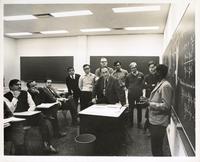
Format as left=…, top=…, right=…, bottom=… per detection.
left=93, top=76, right=125, bottom=105
left=40, top=87, right=61, bottom=103
left=66, top=74, right=81, bottom=97
left=149, top=79, right=173, bottom=127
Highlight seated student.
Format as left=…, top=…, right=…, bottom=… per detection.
left=4, top=79, right=57, bottom=154
left=40, top=79, right=78, bottom=126
left=4, top=97, right=25, bottom=155
left=92, top=67, right=126, bottom=106
left=27, top=80, right=67, bottom=137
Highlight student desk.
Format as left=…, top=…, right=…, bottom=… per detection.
left=79, top=104, right=127, bottom=155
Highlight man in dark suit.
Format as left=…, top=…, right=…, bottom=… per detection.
left=65, top=67, right=81, bottom=112
left=92, top=67, right=126, bottom=105
left=40, top=79, right=78, bottom=126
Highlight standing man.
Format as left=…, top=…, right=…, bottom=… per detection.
left=92, top=67, right=125, bottom=106
left=79, top=64, right=96, bottom=110
left=95, top=57, right=113, bottom=80
left=147, top=64, right=173, bottom=156
left=125, top=62, right=144, bottom=128
left=143, top=61, right=158, bottom=134
left=65, top=67, right=81, bottom=112
left=112, top=61, right=128, bottom=90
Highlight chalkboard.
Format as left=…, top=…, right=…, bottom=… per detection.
left=90, top=56, right=159, bottom=76
left=20, top=56, right=73, bottom=83
left=163, top=3, right=195, bottom=150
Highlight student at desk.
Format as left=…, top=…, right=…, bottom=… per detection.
left=92, top=67, right=126, bottom=106
left=4, top=79, right=57, bottom=154
left=41, top=79, right=78, bottom=126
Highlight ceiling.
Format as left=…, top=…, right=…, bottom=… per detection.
left=4, top=4, right=170, bottom=39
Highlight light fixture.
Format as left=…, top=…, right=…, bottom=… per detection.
left=6, top=32, right=33, bottom=36
left=4, top=15, right=37, bottom=21
left=50, top=10, right=93, bottom=17
left=124, top=26, right=160, bottom=30
left=80, top=28, right=111, bottom=32
left=40, top=30, right=69, bottom=34
left=112, top=5, right=160, bottom=13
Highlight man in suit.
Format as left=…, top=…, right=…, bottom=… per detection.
left=65, top=67, right=81, bottom=112
left=41, top=79, right=78, bottom=126
left=95, top=57, right=113, bottom=80
left=147, top=64, right=173, bottom=156
left=125, top=62, right=144, bottom=128
left=92, top=67, right=126, bottom=105
left=4, top=79, right=57, bottom=154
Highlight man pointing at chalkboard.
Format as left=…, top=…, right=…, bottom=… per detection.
left=145, top=64, right=173, bottom=156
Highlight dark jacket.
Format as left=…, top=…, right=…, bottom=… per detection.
left=4, top=91, right=29, bottom=112
left=92, top=76, right=125, bottom=105
left=65, top=74, right=81, bottom=97
left=39, top=87, right=60, bottom=103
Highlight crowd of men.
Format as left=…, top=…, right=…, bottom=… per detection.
left=4, top=57, right=173, bottom=156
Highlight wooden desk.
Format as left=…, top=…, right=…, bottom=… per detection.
left=79, top=104, right=127, bottom=155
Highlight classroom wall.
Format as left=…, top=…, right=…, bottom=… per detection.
left=4, top=34, right=163, bottom=88
left=4, top=37, right=19, bottom=88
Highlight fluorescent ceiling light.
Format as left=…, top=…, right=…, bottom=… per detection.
left=80, top=28, right=111, bottom=32
left=125, top=26, right=160, bottom=30
left=112, top=5, right=160, bottom=13
left=50, top=10, right=93, bottom=17
left=4, top=15, right=37, bottom=21
left=40, top=30, right=69, bottom=34
left=6, top=32, right=33, bottom=36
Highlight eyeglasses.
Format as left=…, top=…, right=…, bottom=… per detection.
left=14, top=83, right=21, bottom=86
left=84, top=68, right=90, bottom=70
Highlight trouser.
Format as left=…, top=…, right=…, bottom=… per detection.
left=144, top=108, right=150, bottom=131
left=61, top=98, right=78, bottom=123
left=80, top=91, right=93, bottom=111
left=5, top=123, right=25, bottom=155
left=72, top=94, right=80, bottom=112
left=31, top=113, right=52, bottom=144
left=149, top=124, right=166, bottom=156
left=128, top=104, right=142, bottom=125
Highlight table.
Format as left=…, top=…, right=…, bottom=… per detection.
left=79, top=104, right=127, bottom=155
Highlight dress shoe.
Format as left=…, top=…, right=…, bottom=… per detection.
left=49, top=145, right=57, bottom=153
left=55, top=132, right=67, bottom=138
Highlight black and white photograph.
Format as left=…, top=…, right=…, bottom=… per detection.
left=1, top=0, right=199, bottom=162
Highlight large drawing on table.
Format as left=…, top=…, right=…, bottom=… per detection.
left=163, top=3, right=195, bottom=150
left=20, top=56, right=73, bottom=83
left=90, top=56, right=159, bottom=75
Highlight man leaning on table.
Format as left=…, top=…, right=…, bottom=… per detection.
left=92, top=67, right=126, bottom=106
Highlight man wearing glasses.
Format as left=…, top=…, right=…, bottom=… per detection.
left=79, top=64, right=96, bottom=110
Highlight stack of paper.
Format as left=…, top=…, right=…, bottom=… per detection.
left=36, top=102, right=57, bottom=109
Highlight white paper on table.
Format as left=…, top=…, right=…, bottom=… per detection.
left=13, top=111, right=41, bottom=116
left=4, top=116, right=26, bottom=123
left=79, top=104, right=127, bottom=117
left=36, top=102, right=57, bottom=108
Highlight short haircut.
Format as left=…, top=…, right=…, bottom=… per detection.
left=114, top=61, right=121, bottom=66
left=129, top=62, right=137, bottom=68
left=67, top=66, right=74, bottom=72
left=9, top=79, right=20, bottom=88
left=148, top=61, right=156, bottom=67
left=156, top=64, right=168, bottom=79
left=83, top=64, right=90, bottom=68
left=27, top=80, right=35, bottom=88
left=100, top=57, right=107, bottom=62
left=44, top=78, right=52, bottom=83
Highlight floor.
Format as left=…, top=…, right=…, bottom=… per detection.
left=5, top=107, right=171, bottom=156
left=52, top=108, right=171, bottom=156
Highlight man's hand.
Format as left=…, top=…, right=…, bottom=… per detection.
left=13, top=90, right=21, bottom=98
left=92, top=98, right=96, bottom=104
